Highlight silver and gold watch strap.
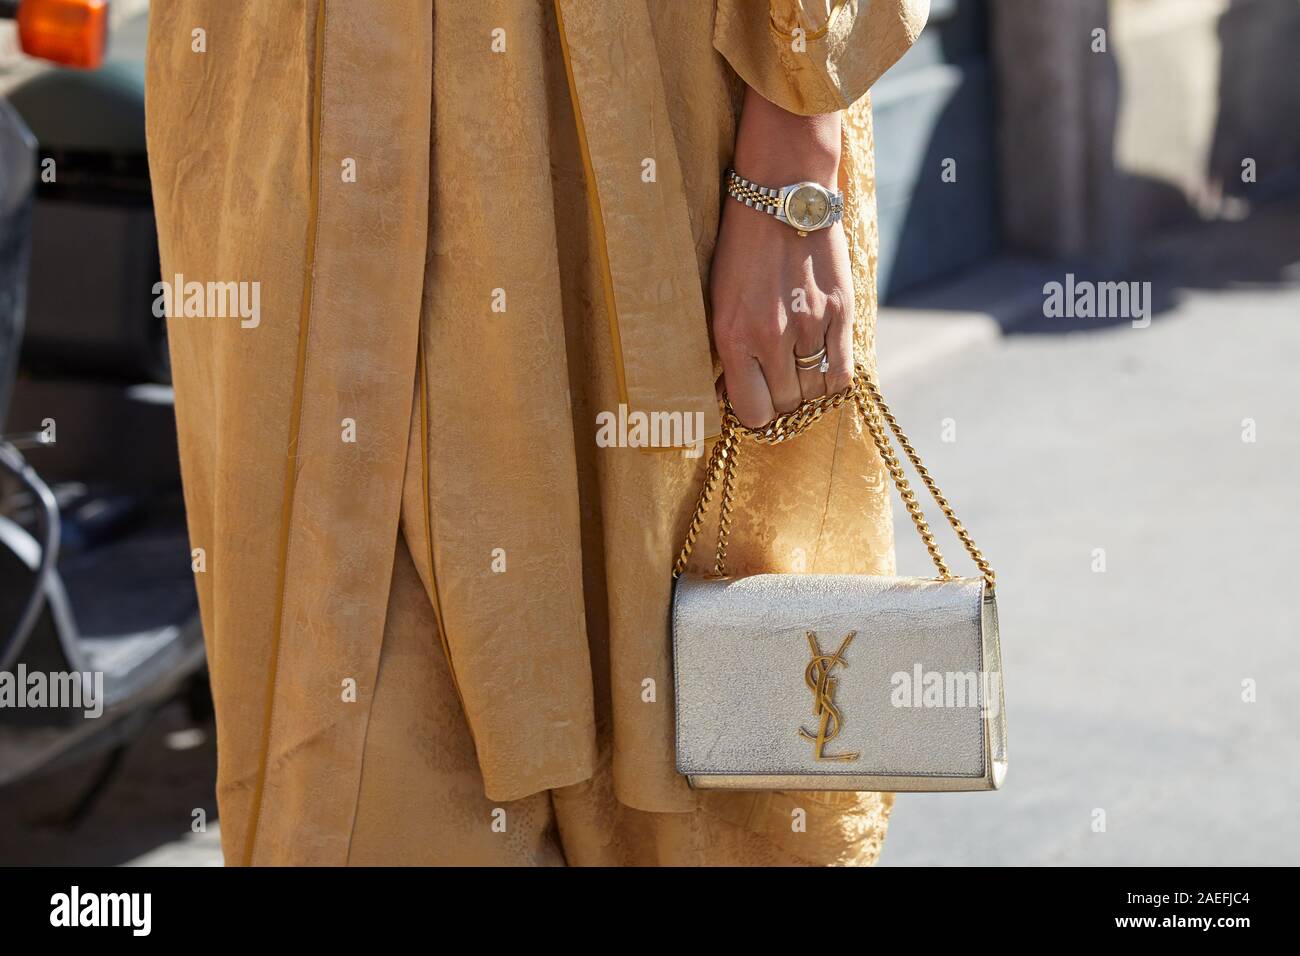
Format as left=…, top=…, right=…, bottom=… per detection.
left=725, top=168, right=843, bottom=235
left=726, top=169, right=784, bottom=216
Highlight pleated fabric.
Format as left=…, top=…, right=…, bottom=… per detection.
left=145, top=0, right=925, bottom=865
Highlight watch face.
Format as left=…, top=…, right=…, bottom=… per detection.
left=785, top=184, right=831, bottom=230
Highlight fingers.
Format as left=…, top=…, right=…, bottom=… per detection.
left=792, top=307, right=827, bottom=400
left=719, top=350, right=776, bottom=428
left=759, top=339, right=803, bottom=416
left=823, top=289, right=855, bottom=394
left=718, top=286, right=850, bottom=427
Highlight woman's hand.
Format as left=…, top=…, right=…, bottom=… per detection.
left=710, top=85, right=854, bottom=428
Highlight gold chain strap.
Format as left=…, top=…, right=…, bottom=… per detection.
left=672, top=364, right=996, bottom=591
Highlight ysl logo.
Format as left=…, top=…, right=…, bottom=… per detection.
left=798, top=631, right=860, bottom=762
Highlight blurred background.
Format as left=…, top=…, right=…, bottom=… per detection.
left=0, top=0, right=1297, bottom=865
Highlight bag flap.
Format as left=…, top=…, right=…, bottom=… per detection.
left=672, top=573, right=997, bottom=780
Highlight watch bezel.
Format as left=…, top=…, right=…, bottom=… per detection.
left=780, top=181, right=835, bottom=232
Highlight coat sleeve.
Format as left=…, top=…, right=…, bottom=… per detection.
left=713, top=0, right=929, bottom=115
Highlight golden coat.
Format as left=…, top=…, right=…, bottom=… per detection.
left=145, top=0, right=927, bottom=865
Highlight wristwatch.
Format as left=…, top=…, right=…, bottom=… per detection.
left=725, top=168, right=843, bottom=236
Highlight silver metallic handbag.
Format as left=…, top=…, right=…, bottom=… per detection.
left=671, top=366, right=1006, bottom=792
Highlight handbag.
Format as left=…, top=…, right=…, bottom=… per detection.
left=671, top=365, right=1007, bottom=791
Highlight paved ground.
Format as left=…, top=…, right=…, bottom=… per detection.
left=2, top=191, right=1296, bottom=867
left=877, top=195, right=1300, bottom=865
left=0, top=700, right=221, bottom=866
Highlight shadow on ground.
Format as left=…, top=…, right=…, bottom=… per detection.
left=0, top=700, right=219, bottom=865
left=1008, top=191, right=1300, bottom=335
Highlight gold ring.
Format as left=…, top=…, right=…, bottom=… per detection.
left=794, top=346, right=828, bottom=371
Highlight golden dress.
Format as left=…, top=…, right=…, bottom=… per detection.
left=144, top=0, right=928, bottom=865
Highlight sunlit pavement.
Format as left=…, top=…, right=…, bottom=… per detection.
left=878, top=195, right=1300, bottom=865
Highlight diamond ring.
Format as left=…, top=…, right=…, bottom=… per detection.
left=794, top=346, right=829, bottom=374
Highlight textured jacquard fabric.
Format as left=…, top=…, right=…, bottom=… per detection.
left=348, top=534, right=896, bottom=866
left=145, top=0, right=923, bottom=865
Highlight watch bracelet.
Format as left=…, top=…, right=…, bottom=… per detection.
left=724, top=168, right=843, bottom=227
left=725, top=169, right=782, bottom=216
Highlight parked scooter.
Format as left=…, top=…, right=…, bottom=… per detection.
left=0, top=0, right=206, bottom=812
